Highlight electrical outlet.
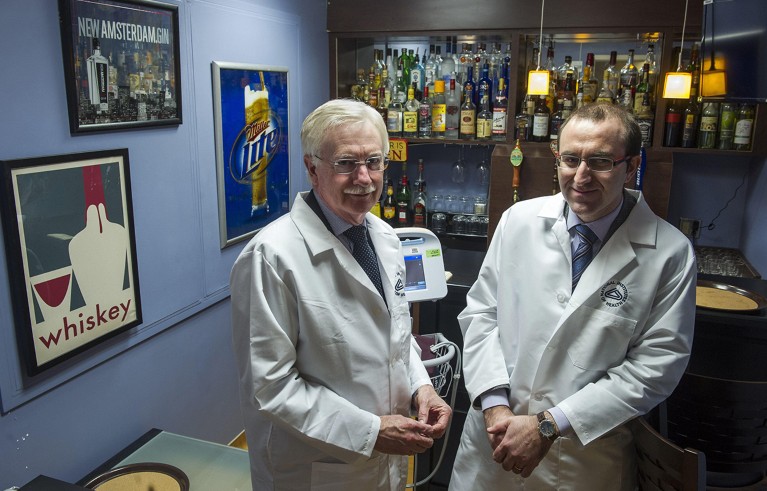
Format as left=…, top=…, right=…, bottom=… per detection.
left=679, top=218, right=701, bottom=239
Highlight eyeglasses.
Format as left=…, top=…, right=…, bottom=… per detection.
left=556, top=154, right=633, bottom=173
left=314, top=155, right=389, bottom=174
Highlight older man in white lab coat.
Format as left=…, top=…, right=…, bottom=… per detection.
left=450, top=103, right=696, bottom=490
left=231, top=98, right=451, bottom=490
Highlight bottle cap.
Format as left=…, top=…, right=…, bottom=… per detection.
left=434, top=80, right=445, bottom=92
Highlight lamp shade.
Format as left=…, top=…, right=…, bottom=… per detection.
left=701, top=69, right=727, bottom=96
left=527, top=70, right=550, bottom=96
left=662, top=71, right=692, bottom=99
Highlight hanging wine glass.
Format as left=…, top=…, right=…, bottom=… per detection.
left=476, top=148, right=490, bottom=187
left=451, top=146, right=465, bottom=183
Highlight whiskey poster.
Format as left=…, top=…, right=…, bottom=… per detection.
left=212, top=62, right=290, bottom=248
left=58, top=0, right=182, bottom=133
left=0, top=149, right=142, bottom=375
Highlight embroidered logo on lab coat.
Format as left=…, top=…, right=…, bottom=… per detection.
left=394, top=278, right=406, bottom=297
left=600, top=280, right=629, bottom=307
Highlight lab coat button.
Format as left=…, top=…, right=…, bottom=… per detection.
left=557, top=293, right=566, bottom=303
left=534, top=393, right=543, bottom=401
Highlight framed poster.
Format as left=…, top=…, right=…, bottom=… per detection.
left=58, top=0, right=182, bottom=133
left=0, top=149, right=142, bottom=376
left=212, top=62, right=290, bottom=248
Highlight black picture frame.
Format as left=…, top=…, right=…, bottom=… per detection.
left=0, top=149, right=142, bottom=376
left=58, top=0, right=182, bottom=134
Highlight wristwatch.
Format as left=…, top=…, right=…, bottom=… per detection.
left=537, top=411, right=560, bottom=441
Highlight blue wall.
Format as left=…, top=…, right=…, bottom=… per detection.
left=0, top=0, right=326, bottom=487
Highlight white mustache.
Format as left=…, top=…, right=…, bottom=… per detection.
left=345, top=185, right=376, bottom=195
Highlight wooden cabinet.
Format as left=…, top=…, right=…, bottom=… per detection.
left=327, top=0, right=764, bottom=243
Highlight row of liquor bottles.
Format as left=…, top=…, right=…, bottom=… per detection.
left=663, top=100, right=756, bottom=151
left=352, top=39, right=663, bottom=142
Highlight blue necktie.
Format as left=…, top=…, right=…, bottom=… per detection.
left=572, top=224, right=598, bottom=290
left=344, top=225, right=385, bottom=300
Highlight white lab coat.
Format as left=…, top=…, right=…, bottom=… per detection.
left=450, top=190, right=696, bottom=490
left=231, top=191, right=431, bottom=491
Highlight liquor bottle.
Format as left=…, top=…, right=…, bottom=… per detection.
left=410, top=51, right=426, bottom=100
left=561, top=73, right=575, bottom=119
left=459, top=87, right=477, bottom=140
left=663, top=100, right=683, bottom=147
left=403, top=85, right=419, bottom=138
left=604, top=50, right=620, bottom=98
left=396, top=171, right=412, bottom=227
left=387, top=88, right=404, bottom=137
left=424, top=44, right=437, bottom=95
left=644, top=44, right=658, bottom=107
left=370, top=199, right=381, bottom=218
left=431, top=80, right=447, bottom=138
left=544, top=46, right=556, bottom=113
left=633, top=64, right=651, bottom=115
left=687, top=43, right=701, bottom=99
left=404, top=49, right=414, bottom=92
left=412, top=159, right=428, bottom=227
left=366, top=70, right=378, bottom=107
left=376, top=86, right=388, bottom=123
left=463, top=65, right=477, bottom=107
left=580, top=53, right=598, bottom=105
left=531, top=96, right=550, bottom=143
left=412, top=180, right=428, bottom=227
left=477, top=64, right=493, bottom=110
left=697, top=102, right=719, bottom=149
left=619, top=49, right=638, bottom=112
left=492, top=78, right=508, bottom=141
left=395, top=68, right=407, bottom=103
left=596, top=68, right=615, bottom=104
left=382, top=178, right=397, bottom=226
left=440, top=41, right=456, bottom=84
left=549, top=100, right=565, bottom=143
left=680, top=98, right=700, bottom=148
left=458, top=43, right=473, bottom=86
left=514, top=94, right=533, bottom=142
left=556, top=55, right=577, bottom=102
left=86, top=38, right=109, bottom=112
left=635, top=92, right=654, bottom=147
left=434, top=45, right=443, bottom=81
left=445, top=76, right=460, bottom=139
left=418, top=86, right=433, bottom=138
left=381, top=68, right=393, bottom=106
left=733, top=103, right=755, bottom=151
left=351, top=69, right=367, bottom=100
left=476, top=95, right=493, bottom=140
left=717, top=102, right=737, bottom=150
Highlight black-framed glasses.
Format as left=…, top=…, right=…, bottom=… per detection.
left=556, top=154, right=633, bottom=173
left=314, top=155, right=389, bottom=174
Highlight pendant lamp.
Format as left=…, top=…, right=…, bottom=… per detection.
left=662, top=0, right=692, bottom=99
left=701, top=0, right=727, bottom=97
left=527, top=0, right=550, bottom=95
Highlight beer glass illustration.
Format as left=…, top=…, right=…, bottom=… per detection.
left=244, top=72, right=271, bottom=217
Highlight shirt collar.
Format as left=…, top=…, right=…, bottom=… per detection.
left=566, top=198, right=623, bottom=244
left=313, top=190, right=366, bottom=236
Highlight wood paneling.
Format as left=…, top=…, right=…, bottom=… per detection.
left=328, top=0, right=702, bottom=33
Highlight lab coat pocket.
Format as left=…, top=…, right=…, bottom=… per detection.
left=310, top=457, right=380, bottom=490
left=566, top=306, right=636, bottom=371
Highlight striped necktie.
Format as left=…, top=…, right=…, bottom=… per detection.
left=572, top=224, right=598, bottom=290
left=344, top=225, right=385, bottom=300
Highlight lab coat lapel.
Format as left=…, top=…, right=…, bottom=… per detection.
left=291, top=192, right=386, bottom=303
left=570, top=191, right=658, bottom=302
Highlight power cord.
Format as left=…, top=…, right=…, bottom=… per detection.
left=703, top=165, right=750, bottom=233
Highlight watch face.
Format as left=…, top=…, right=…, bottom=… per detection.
left=539, top=419, right=556, bottom=439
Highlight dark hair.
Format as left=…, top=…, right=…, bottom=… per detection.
left=557, top=103, right=642, bottom=156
